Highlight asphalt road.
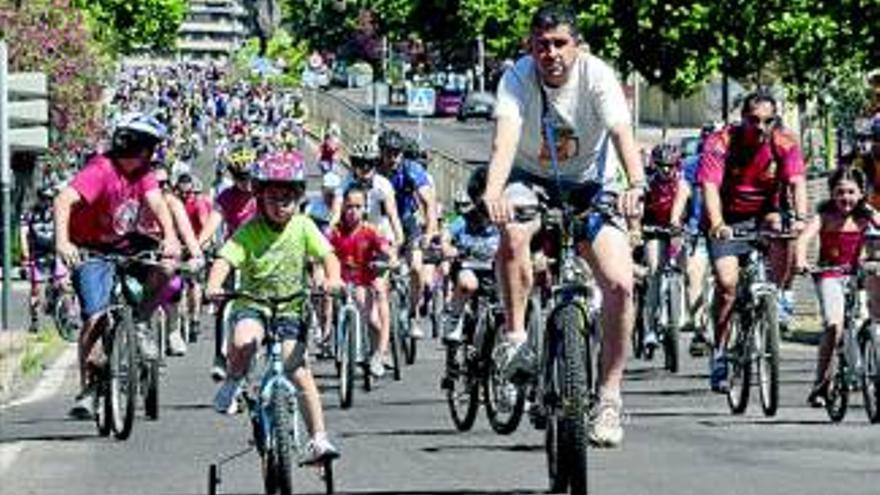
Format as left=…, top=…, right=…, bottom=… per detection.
left=1, top=321, right=879, bottom=495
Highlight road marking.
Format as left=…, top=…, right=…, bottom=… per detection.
left=2, top=344, right=77, bottom=410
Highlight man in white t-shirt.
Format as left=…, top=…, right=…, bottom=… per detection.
left=480, top=5, right=646, bottom=448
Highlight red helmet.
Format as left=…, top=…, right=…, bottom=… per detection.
left=252, top=151, right=306, bottom=184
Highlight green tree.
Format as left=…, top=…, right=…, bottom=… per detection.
left=72, top=0, right=188, bottom=55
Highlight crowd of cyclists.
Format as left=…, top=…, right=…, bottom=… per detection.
left=13, top=3, right=880, bottom=492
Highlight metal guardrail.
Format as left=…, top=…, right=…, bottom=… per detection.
left=304, top=88, right=471, bottom=203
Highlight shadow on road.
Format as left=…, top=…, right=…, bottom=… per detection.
left=0, top=431, right=98, bottom=443
left=422, top=443, right=542, bottom=454
left=339, top=427, right=457, bottom=439
left=379, top=397, right=446, bottom=408
left=625, top=387, right=711, bottom=397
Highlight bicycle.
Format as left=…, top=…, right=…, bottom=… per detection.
left=513, top=194, right=604, bottom=495
left=721, top=229, right=792, bottom=417
left=83, top=250, right=162, bottom=439
left=42, top=266, right=80, bottom=342
left=441, top=257, right=537, bottom=434
left=423, top=246, right=448, bottom=340
left=634, top=225, right=685, bottom=373
left=334, top=282, right=373, bottom=409
left=208, top=290, right=336, bottom=495
left=805, top=263, right=880, bottom=423
left=387, top=262, right=417, bottom=366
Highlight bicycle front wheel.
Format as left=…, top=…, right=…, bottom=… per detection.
left=338, top=310, right=355, bottom=409
left=825, top=348, right=849, bottom=422
left=726, top=310, right=751, bottom=415
left=388, top=290, right=403, bottom=381
left=110, top=307, right=137, bottom=440
left=484, top=317, right=525, bottom=435
left=860, top=323, right=880, bottom=423
left=268, top=389, right=295, bottom=495
left=53, top=291, right=81, bottom=343
left=548, top=303, right=589, bottom=495
left=756, top=293, right=780, bottom=417
left=663, top=274, right=682, bottom=373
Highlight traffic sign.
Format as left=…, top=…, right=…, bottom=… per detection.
left=6, top=71, right=48, bottom=151
left=407, top=86, right=435, bottom=116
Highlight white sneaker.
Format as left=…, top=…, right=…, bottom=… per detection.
left=302, top=435, right=340, bottom=465
left=589, top=398, right=624, bottom=448
left=167, top=331, right=187, bottom=356
left=135, top=323, right=158, bottom=361
left=68, top=388, right=96, bottom=420
left=369, top=353, right=385, bottom=378
left=213, top=378, right=242, bottom=415
left=210, top=355, right=227, bottom=382
left=381, top=352, right=394, bottom=370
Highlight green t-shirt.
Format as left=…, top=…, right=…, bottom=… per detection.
left=220, top=214, right=330, bottom=317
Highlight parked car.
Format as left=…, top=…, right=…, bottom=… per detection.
left=457, top=91, right=495, bottom=121
left=435, top=87, right=465, bottom=116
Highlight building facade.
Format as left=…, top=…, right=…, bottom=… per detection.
left=177, top=0, right=250, bottom=64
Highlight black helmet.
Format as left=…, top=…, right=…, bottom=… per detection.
left=466, top=165, right=488, bottom=203
left=378, top=129, right=405, bottom=152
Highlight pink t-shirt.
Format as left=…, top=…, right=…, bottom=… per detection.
left=697, top=126, right=804, bottom=222
left=644, top=170, right=680, bottom=226
left=183, top=194, right=212, bottom=236
left=69, top=154, right=158, bottom=247
left=216, top=186, right=256, bottom=238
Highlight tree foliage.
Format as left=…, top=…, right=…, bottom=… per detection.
left=72, top=0, right=188, bottom=55
left=0, top=0, right=111, bottom=173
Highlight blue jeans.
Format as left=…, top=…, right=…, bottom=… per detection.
left=73, top=258, right=115, bottom=319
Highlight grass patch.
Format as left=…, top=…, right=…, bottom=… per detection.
left=18, top=327, right=64, bottom=378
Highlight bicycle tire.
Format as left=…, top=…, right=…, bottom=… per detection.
left=860, top=323, right=880, bottom=423
left=825, top=349, right=848, bottom=423
left=53, top=291, right=80, bottom=343
left=398, top=287, right=417, bottom=365
left=152, top=307, right=167, bottom=362
left=144, top=357, right=160, bottom=420
left=484, top=316, right=525, bottom=435
left=269, top=388, right=295, bottom=495
left=208, top=463, right=219, bottom=495
left=559, top=303, right=589, bottom=494
left=431, top=286, right=444, bottom=339
left=357, top=309, right=371, bottom=392
left=338, top=310, right=355, bottom=409
left=323, top=458, right=335, bottom=494
left=445, top=339, right=479, bottom=431
left=726, top=311, right=751, bottom=415
left=663, top=274, right=682, bottom=373
left=632, top=286, right=646, bottom=359
left=110, top=308, right=137, bottom=440
left=389, top=291, right=403, bottom=382
left=756, top=293, right=780, bottom=417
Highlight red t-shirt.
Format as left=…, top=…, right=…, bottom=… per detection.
left=643, top=170, right=679, bottom=226
left=216, top=186, right=256, bottom=239
left=319, top=139, right=339, bottom=163
left=69, top=154, right=158, bottom=247
left=697, top=125, right=805, bottom=222
left=329, top=223, right=388, bottom=286
left=183, top=194, right=212, bottom=236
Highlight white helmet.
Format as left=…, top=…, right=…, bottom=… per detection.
left=114, top=112, right=167, bottom=141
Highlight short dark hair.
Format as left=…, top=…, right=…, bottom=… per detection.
left=530, top=4, right=579, bottom=39
left=344, top=184, right=367, bottom=202
left=741, top=87, right=778, bottom=115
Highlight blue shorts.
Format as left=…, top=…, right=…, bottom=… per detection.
left=230, top=307, right=307, bottom=342
left=73, top=258, right=115, bottom=319
left=507, top=167, right=625, bottom=244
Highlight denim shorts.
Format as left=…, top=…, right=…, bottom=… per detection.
left=73, top=258, right=115, bottom=319
left=507, top=167, right=625, bottom=244
left=230, top=307, right=307, bottom=342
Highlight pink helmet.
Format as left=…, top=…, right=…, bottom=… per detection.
left=252, top=151, right=306, bottom=184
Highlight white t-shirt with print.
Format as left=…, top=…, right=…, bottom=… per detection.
left=494, top=51, right=631, bottom=187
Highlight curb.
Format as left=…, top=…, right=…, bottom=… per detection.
left=0, top=329, right=66, bottom=406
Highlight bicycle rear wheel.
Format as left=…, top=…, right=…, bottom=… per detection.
left=726, top=311, right=751, bottom=415
left=860, top=323, right=880, bottom=423
left=431, top=285, right=444, bottom=339
left=549, top=303, right=589, bottom=495
left=143, top=356, right=160, bottom=420
left=110, top=307, right=137, bottom=440
left=756, top=293, right=780, bottom=417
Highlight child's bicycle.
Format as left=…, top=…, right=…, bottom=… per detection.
left=208, top=290, right=337, bottom=495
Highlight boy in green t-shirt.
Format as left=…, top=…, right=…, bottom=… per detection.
left=206, top=151, right=341, bottom=464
